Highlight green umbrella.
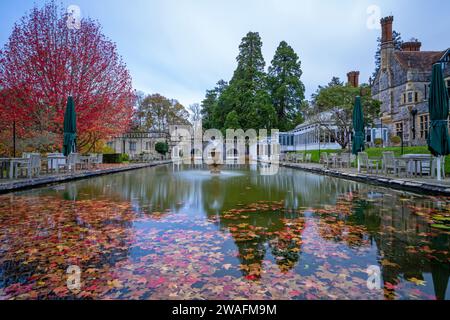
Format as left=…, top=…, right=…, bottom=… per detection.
left=427, top=63, right=450, bottom=180
left=352, top=96, right=365, bottom=156
left=62, top=96, right=77, bottom=157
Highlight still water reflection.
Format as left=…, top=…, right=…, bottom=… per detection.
left=0, top=164, right=449, bottom=300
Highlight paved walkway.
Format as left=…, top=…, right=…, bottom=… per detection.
left=281, top=162, right=450, bottom=196
left=0, top=161, right=171, bottom=194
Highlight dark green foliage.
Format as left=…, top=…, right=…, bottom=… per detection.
left=312, top=80, right=381, bottom=149
left=155, top=142, right=169, bottom=155
left=120, top=153, right=130, bottom=162
left=103, top=153, right=128, bottom=163
left=224, top=111, right=240, bottom=130
left=201, top=33, right=305, bottom=132
left=268, top=41, right=305, bottom=131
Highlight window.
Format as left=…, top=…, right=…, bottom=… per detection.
left=366, top=129, right=372, bottom=143
left=402, top=93, right=406, bottom=104
left=129, top=141, right=137, bottom=152
left=424, top=84, right=429, bottom=100
left=145, top=141, right=152, bottom=150
left=407, top=92, right=414, bottom=103
left=415, top=92, right=419, bottom=102
left=395, top=122, right=403, bottom=137
left=419, top=115, right=429, bottom=140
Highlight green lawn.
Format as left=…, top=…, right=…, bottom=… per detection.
left=291, top=146, right=450, bottom=174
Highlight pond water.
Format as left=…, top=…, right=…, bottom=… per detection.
left=0, top=164, right=449, bottom=300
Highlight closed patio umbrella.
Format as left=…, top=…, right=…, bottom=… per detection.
left=427, top=63, right=450, bottom=181
left=62, top=96, right=77, bottom=157
left=352, top=96, right=365, bottom=171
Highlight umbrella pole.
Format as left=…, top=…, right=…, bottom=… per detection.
left=437, top=156, right=442, bottom=181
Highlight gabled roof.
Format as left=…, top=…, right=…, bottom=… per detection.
left=394, top=50, right=446, bottom=72
left=440, top=48, right=450, bottom=63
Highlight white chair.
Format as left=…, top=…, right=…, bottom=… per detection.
left=58, top=153, right=79, bottom=173
left=17, top=154, right=41, bottom=178
left=358, top=152, right=378, bottom=174
left=305, top=153, right=312, bottom=163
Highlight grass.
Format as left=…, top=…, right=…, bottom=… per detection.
left=292, top=146, right=450, bottom=174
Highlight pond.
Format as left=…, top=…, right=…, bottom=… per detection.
left=0, top=164, right=449, bottom=300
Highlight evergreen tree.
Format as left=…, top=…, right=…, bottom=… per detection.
left=224, top=110, right=240, bottom=129
left=268, top=41, right=305, bottom=131
left=201, top=80, right=228, bottom=130
left=220, top=31, right=273, bottom=130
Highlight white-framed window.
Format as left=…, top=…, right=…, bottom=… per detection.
left=419, top=114, right=429, bottom=140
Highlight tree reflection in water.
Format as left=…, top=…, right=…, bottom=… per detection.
left=0, top=164, right=448, bottom=300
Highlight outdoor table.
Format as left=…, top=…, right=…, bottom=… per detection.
left=44, top=155, right=67, bottom=173
left=0, top=158, right=12, bottom=179
left=401, top=154, right=433, bottom=177
left=0, top=158, right=29, bottom=179
left=330, top=153, right=339, bottom=168
left=79, top=156, right=94, bottom=169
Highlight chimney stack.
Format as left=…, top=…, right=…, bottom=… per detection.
left=347, top=71, right=360, bottom=88
left=401, top=41, right=422, bottom=52
left=380, top=16, right=395, bottom=70
left=380, top=16, right=394, bottom=44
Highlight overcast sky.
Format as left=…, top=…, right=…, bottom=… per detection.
left=1, top=0, right=449, bottom=107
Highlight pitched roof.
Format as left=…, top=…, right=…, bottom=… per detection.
left=394, top=50, right=445, bottom=71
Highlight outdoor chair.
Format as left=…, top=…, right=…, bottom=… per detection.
left=382, top=151, right=409, bottom=177
left=330, top=153, right=339, bottom=168
left=339, top=153, right=352, bottom=168
left=395, top=158, right=409, bottom=177
left=305, top=153, right=312, bottom=163
left=16, top=154, right=41, bottom=178
left=89, top=153, right=103, bottom=168
left=382, top=152, right=398, bottom=175
left=350, top=154, right=356, bottom=165
left=57, top=153, right=79, bottom=173
left=320, top=153, right=334, bottom=168
left=358, top=152, right=378, bottom=174
left=319, top=152, right=327, bottom=166
left=295, top=153, right=304, bottom=164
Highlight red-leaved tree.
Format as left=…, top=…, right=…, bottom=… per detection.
left=0, top=1, right=135, bottom=153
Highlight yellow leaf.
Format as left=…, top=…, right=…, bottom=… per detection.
left=408, top=278, right=426, bottom=286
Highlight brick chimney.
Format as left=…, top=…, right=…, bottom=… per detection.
left=380, top=16, right=394, bottom=44
left=401, top=41, right=422, bottom=52
left=380, top=16, right=395, bottom=70
left=347, top=71, right=360, bottom=88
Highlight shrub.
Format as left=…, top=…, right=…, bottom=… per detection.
left=102, top=145, right=115, bottom=154
left=390, top=135, right=401, bottom=146
left=103, top=153, right=122, bottom=163
left=120, top=153, right=129, bottom=162
left=374, top=138, right=383, bottom=147
left=155, top=142, right=169, bottom=155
